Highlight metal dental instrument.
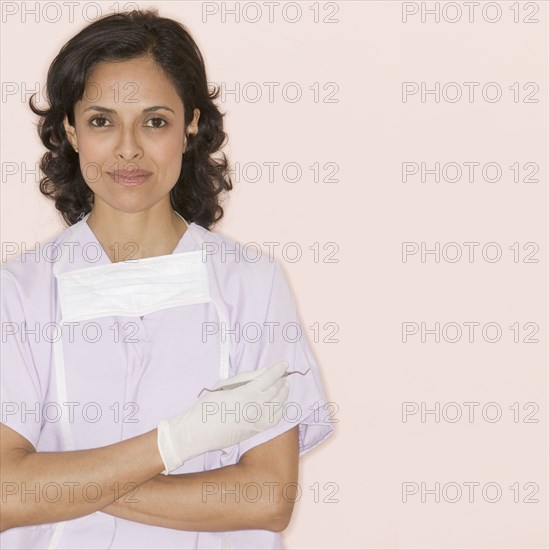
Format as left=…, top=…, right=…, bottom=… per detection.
left=197, top=369, right=310, bottom=398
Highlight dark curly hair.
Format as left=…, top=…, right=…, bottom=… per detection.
left=29, top=8, right=232, bottom=229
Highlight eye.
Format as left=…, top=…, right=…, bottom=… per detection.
left=89, top=116, right=111, bottom=127
left=146, top=117, right=168, bottom=129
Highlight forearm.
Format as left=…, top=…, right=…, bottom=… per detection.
left=1, top=427, right=165, bottom=531
left=101, top=461, right=289, bottom=532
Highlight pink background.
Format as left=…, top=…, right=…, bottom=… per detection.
left=1, top=1, right=548, bottom=548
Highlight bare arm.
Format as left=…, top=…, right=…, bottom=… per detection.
left=0, top=422, right=165, bottom=532
left=101, top=426, right=300, bottom=532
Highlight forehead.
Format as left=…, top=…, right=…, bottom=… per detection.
left=79, top=56, right=182, bottom=110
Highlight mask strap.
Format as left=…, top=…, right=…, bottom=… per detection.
left=173, top=210, right=189, bottom=228
left=173, top=210, right=206, bottom=249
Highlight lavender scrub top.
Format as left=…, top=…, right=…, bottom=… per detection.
left=0, top=216, right=334, bottom=550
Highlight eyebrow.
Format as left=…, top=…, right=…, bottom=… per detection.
left=83, top=105, right=175, bottom=114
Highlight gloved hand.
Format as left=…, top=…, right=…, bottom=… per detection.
left=157, top=361, right=290, bottom=474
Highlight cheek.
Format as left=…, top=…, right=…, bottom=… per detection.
left=150, top=141, right=183, bottom=176
left=77, top=133, right=110, bottom=167
left=78, top=158, right=103, bottom=192
left=77, top=148, right=106, bottom=190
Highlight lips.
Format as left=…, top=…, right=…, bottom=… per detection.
left=107, top=169, right=152, bottom=187
left=109, top=169, right=152, bottom=178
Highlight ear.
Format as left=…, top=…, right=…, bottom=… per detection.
left=183, top=108, right=201, bottom=153
left=63, top=114, right=79, bottom=152
left=189, top=108, right=201, bottom=135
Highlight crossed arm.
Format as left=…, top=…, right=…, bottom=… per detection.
left=101, top=426, right=299, bottom=532
left=0, top=422, right=299, bottom=533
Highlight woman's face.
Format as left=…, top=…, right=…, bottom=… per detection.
left=63, top=56, right=200, bottom=214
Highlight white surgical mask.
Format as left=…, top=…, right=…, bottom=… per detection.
left=55, top=250, right=210, bottom=323
left=53, top=213, right=210, bottom=322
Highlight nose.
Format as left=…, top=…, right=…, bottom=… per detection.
left=113, top=126, right=143, bottom=162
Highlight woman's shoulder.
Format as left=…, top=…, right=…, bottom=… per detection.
left=1, top=223, right=77, bottom=306
left=191, top=223, right=280, bottom=281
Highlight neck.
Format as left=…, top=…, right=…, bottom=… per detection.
left=86, top=203, right=187, bottom=263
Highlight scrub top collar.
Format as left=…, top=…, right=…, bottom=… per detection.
left=54, top=211, right=202, bottom=276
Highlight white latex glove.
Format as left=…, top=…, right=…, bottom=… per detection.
left=157, top=361, right=290, bottom=474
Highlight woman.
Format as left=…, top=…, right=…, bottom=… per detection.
left=0, top=9, right=334, bottom=550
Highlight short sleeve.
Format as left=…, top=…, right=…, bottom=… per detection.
left=0, top=269, right=44, bottom=448
left=233, top=260, right=335, bottom=460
